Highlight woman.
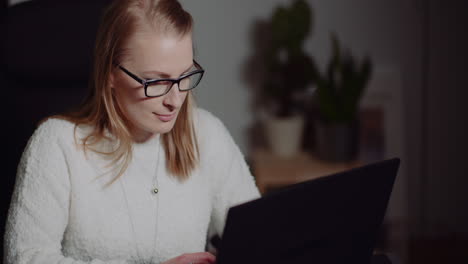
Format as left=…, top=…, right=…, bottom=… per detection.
left=4, top=0, right=260, bottom=263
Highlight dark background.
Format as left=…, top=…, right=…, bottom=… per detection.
left=1, top=0, right=467, bottom=263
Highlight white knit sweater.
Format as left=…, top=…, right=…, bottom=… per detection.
left=4, top=108, right=260, bottom=264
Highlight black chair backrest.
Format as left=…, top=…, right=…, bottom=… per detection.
left=1, top=1, right=112, bottom=260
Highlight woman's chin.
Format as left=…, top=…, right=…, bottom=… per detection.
left=153, top=120, right=177, bottom=134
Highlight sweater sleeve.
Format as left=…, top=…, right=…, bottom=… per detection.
left=4, top=119, right=128, bottom=264
left=203, top=113, right=261, bottom=239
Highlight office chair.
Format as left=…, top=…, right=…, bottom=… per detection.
left=1, top=0, right=111, bottom=261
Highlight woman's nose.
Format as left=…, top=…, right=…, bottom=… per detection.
left=162, top=83, right=185, bottom=109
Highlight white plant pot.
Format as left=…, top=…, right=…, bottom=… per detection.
left=265, top=115, right=304, bottom=158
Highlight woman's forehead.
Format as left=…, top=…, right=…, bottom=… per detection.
left=124, top=29, right=193, bottom=75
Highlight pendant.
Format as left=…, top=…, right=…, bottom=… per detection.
left=152, top=187, right=159, bottom=194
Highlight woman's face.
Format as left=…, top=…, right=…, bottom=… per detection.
left=111, top=28, right=194, bottom=142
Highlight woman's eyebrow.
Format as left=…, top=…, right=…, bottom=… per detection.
left=142, top=63, right=194, bottom=78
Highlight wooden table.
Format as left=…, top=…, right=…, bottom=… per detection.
left=250, top=149, right=362, bottom=194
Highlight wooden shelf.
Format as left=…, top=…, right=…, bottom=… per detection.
left=251, top=149, right=362, bottom=194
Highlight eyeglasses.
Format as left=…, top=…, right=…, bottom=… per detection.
left=118, top=60, right=205, bottom=98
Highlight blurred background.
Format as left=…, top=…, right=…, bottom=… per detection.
left=1, top=0, right=467, bottom=263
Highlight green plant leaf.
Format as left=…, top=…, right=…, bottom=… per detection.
left=315, top=34, right=373, bottom=123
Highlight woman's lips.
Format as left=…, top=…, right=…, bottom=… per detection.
left=153, top=112, right=176, bottom=122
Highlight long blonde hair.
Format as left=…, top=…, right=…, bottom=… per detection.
left=56, top=0, right=199, bottom=182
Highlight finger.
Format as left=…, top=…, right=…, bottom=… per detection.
left=188, top=252, right=216, bottom=264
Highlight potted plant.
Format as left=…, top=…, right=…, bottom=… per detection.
left=314, top=33, right=372, bottom=161
left=258, top=0, right=317, bottom=157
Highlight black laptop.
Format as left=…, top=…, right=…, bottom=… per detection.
left=216, top=158, right=400, bottom=264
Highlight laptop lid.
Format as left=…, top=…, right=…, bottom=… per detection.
left=217, top=158, right=400, bottom=264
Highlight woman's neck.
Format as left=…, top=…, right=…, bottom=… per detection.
left=131, top=128, right=157, bottom=143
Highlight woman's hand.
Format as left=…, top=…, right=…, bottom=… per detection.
left=161, top=252, right=216, bottom=264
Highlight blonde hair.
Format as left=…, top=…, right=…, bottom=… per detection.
left=54, top=0, right=199, bottom=182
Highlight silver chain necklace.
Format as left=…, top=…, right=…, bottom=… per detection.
left=119, top=136, right=161, bottom=264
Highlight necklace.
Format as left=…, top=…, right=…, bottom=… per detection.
left=120, top=135, right=161, bottom=264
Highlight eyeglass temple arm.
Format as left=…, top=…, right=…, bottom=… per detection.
left=193, top=59, right=203, bottom=70
left=118, top=65, right=146, bottom=85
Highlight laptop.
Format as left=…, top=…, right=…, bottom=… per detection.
left=216, top=158, right=400, bottom=264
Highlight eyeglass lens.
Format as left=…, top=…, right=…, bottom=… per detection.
left=146, top=72, right=202, bottom=97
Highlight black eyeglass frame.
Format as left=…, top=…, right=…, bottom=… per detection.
left=118, top=60, right=205, bottom=98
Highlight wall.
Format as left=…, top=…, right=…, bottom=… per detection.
left=181, top=0, right=420, bottom=153
left=422, top=0, right=468, bottom=236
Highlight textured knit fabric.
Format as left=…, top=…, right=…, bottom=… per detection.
left=4, top=108, right=260, bottom=264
